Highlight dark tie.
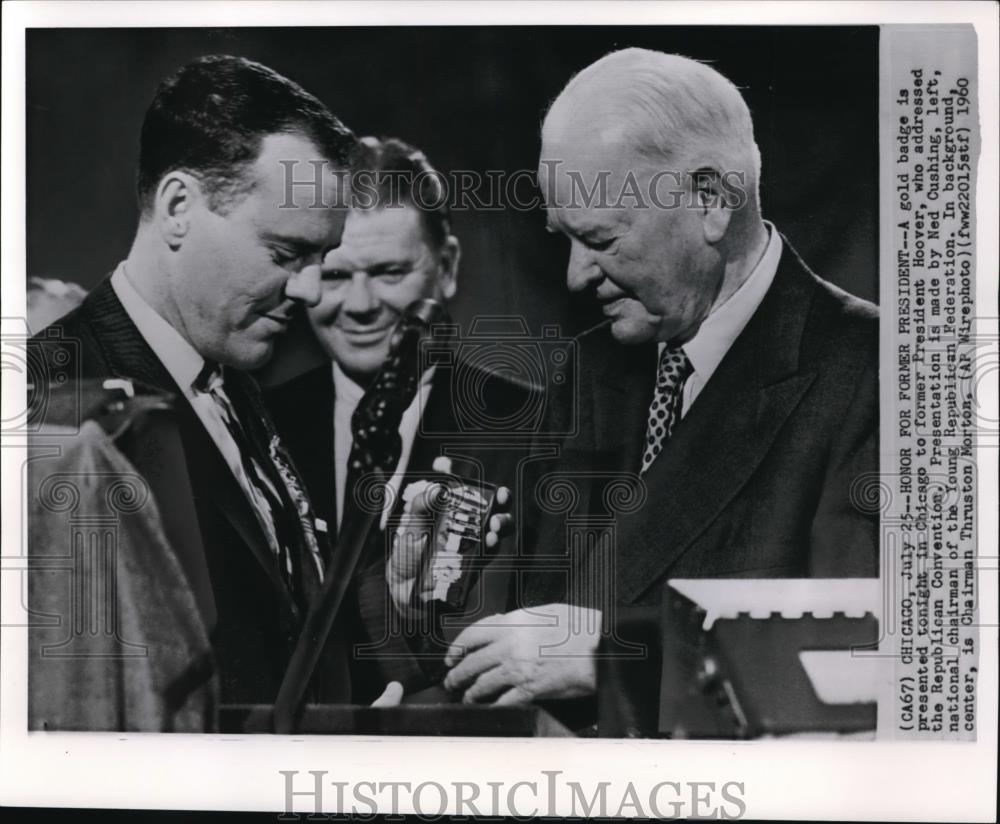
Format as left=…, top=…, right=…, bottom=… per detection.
left=196, top=363, right=325, bottom=605
left=640, top=345, right=693, bottom=475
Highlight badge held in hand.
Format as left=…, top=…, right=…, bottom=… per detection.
left=419, top=471, right=498, bottom=609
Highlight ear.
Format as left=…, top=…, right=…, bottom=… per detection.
left=436, top=235, right=460, bottom=301
left=691, top=168, right=733, bottom=245
left=154, top=172, right=200, bottom=249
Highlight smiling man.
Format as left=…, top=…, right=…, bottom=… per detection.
left=31, top=55, right=358, bottom=707
left=307, top=138, right=460, bottom=386
left=275, top=137, right=460, bottom=534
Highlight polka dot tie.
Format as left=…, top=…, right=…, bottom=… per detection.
left=639, top=345, right=693, bottom=475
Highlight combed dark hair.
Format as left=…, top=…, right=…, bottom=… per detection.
left=352, top=136, right=451, bottom=248
left=136, top=54, right=356, bottom=214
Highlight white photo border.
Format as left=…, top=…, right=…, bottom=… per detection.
left=1, top=2, right=997, bottom=820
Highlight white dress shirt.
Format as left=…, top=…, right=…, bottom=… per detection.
left=332, top=361, right=436, bottom=531
left=673, top=221, right=784, bottom=416
left=110, top=264, right=280, bottom=552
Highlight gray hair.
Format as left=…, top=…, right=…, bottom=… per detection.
left=549, top=48, right=762, bottom=212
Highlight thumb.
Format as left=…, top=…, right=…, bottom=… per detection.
left=371, top=681, right=405, bottom=707
left=387, top=532, right=428, bottom=584
left=431, top=456, right=453, bottom=474
left=413, top=482, right=448, bottom=516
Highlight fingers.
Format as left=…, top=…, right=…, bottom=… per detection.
left=488, top=512, right=513, bottom=535
left=483, top=512, right=513, bottom=548
left=371, top=681, right=405, bottom=707
left=494, top=686, right=533, bottom=706
left=404, top=482, right=448, bottom=516
left=431, top=456, right=453, bottom=474
left=484, top=488, right=513, bottom=549
left=387, top=532, right=427, bottom=584
left=460, top=664, right=515, bottom=704
left=400, top=477, right=448, bottom=515
left=444, top=643, right=506, bottom=692
left=444, top=619, right=507, bottom=667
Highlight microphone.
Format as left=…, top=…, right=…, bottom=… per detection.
left=377, top=297, right=449, bottom=402
left=272, top=301, right=448, bottom=732
left=346, top=298, right=449, bottom=481
left=390, top=297, right=449, bottom=351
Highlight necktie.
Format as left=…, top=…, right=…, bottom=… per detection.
left=639, top=345, right=692, bottom=475
left=195, top=364, right=325, bottom=603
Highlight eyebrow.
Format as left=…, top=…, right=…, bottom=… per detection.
left=323, top=257, right=414, bottom=274
left=366, top=259, right=414, bottom=272
left=546, top=217, right=613, bottom=240
left=261, top=232, right=327, bottom=252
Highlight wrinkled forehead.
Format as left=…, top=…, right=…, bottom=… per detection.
left=538, top=142, right=673, bottom=224
left=325, top=206, right=430, bottom=266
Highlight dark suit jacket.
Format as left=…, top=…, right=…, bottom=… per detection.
left=266, top=358, right=535, bottom=699
left=522, top=239, right=879, bottom=610
left=30, top=279, right=351, bottom=705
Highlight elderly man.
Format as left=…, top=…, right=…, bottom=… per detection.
left=439, top=48, right=878, bottom=708
left=30, top=55, right=365, bottom=708
left=266, top=136, right=526, bottom=700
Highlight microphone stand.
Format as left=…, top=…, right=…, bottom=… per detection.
left=271, top=299, right=446, bottom=733
left=272, top=473, right=383, bottom=735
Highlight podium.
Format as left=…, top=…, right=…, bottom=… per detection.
left=219, top=703, right=573, bottom=736
left=598, top=580, right=880, bottom=738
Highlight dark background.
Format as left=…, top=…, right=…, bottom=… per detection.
left=26, top=26, right=878, bottom=337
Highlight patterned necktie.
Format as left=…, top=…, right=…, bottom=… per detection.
left=639, top=345, right=693, bottom=475
left=196, top=364, right=325, bottom=604
left=342, top=317, right=432, bottom=525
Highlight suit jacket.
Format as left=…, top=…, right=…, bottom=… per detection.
left=522, top=239, right=879, bottom=610
left=266, top=358, right=536, bottom=699
left=30, top=279, right=351, bottom=706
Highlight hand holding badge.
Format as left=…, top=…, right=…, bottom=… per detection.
left=388, top=456, right=513, bottom=614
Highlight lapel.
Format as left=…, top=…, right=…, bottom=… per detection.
left=406, top=366, right=458, bottom=477
left=614, top=246, right=821, bottom=603
left=277, top=364, right=336, bottom=536
left=585, top=335, right=658, bottom=474
left=79, top=280, right=296, bottom=613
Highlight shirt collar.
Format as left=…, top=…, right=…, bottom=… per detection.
left=332, top=361, right=366, bottom=405
left=110, top=263, right=206, bottom=395
left=678, top=221, right=783, bottom=380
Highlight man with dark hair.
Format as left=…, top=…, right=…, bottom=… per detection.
left=307, top=136, right=459, bottom=383
left=266, top=136, right=529, bottom=700
left=136, top=53, right=354, bottom=216
left=30, top=55, right=364, bottom=712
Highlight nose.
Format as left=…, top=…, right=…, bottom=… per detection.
left=566, top=240, right=602, bottom=293
left=343, top=272, right=379, bottom=315
left=285, top=264, right=322, bottom=308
